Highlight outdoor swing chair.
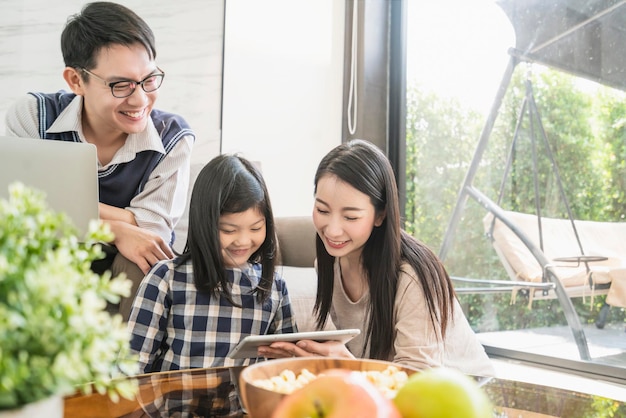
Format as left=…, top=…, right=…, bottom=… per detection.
left=439, top=0, right=626, bottom=362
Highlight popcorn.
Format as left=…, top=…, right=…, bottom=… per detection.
left=252, top=365, right=409, bottom=398
left=361, top=366, right=409, bottom=398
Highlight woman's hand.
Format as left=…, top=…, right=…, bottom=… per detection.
left=258, top=340, right=355, bottom=359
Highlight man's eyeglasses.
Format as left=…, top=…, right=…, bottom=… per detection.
left=79, top=67, right=165, bottom=98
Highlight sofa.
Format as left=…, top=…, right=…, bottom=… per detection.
left=274, top=216, right=329, bottom=332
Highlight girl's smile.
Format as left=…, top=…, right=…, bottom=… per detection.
left=219, top=208, right=266, bottom=268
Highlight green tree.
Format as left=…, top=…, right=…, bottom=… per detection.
left=405, top=64, right=626, bottom=331
left=404, top=83, right=483, bottom=248
left=595, top=86, right=626, bottom=220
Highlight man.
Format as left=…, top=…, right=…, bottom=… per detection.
left=5, top=2, right=195, bottom=320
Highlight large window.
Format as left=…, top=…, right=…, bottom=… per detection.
left=404, top=0, right=626, bottom=379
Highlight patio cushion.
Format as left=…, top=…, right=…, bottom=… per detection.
left=484, top=211, right=626, bottom=307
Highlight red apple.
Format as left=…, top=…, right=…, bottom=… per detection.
left=272, top=369, right=401, bottom=418
left=393, top=367, right=493, bottom=418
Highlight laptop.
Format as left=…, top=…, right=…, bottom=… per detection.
left=0, top=136, right=99, bottom=237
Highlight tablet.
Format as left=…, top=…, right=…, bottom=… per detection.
left=228, top=329, right=361, bottom=359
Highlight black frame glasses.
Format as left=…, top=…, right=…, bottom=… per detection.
left=79, top=67, right=165, bottom=98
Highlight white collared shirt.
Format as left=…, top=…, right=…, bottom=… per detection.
left=5, top=93, right=194, bottom=244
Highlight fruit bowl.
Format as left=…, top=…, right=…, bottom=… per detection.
left=238, top=357, right=419, bottom=418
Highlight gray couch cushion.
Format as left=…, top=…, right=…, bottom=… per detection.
left=277, top=266, right=323, bottom=332
left=275, top=216, right=317, bottom=267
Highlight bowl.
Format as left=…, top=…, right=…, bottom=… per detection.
left=238, top=357, right=419, bottom=418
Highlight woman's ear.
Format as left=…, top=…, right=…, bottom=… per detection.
left=374, top=210, right=386, bottom=227
left=63, top=67, right=86, bottom=96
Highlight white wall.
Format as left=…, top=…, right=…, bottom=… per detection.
left=1, top=0, right=345, bottom=217
left=221, top=0, right=345, bottom=217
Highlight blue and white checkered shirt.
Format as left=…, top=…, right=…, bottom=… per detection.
left=128, top=257, right=298, bottom=373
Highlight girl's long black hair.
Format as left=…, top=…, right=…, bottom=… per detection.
left=177, top=154, right=277, bottom=305
left=313, top=139, right=456, bottom=360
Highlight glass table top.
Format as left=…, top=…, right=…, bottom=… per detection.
left=63, top=365, right=625, bottom=417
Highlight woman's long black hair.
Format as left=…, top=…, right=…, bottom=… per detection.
left=177, top=154, right=277, bottom=305
left=313, top=139, right=456, bottom=360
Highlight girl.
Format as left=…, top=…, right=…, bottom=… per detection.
left=260, top=139, right=493, bottom=376
left=128, top=154, right=297, bottom=373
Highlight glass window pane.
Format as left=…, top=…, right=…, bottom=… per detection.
left=405, top=0, right=626, bottom=378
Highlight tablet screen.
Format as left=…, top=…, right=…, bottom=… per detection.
left=228, top=329, right=361, bottom=359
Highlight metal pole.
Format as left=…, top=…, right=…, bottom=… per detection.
left=466, top=186, right=592, bottom=360
left=439, top=53, right=519, bottom=260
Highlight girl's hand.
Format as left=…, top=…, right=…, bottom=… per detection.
left=257, top=342, right=298, bottom=359
left=258, top=340, right=355, bottom=359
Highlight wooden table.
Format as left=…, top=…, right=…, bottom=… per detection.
left=63, top=365, right=625, bottom=417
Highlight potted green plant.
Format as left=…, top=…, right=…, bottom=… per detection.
left=0, top=182, right=138, bottom=417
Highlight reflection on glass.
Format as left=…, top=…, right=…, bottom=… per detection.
left=404, top=0, right=626, bottom=378
left=125, top=368, right=243, bottom=418
left=64, top=367, right=626, bottom=417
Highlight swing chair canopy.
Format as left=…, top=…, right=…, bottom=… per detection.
left=497, top=0, right=626, bottom=91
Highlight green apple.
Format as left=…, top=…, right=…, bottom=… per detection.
left=272, top=369, right=401, bottom=418
left=393, top=367, right=492, bottom=418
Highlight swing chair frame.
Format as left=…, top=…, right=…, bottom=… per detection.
left=439, top=0, right=626, bottom=361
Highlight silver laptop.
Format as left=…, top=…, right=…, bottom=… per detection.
left=0, top=136, right=99, bottom=237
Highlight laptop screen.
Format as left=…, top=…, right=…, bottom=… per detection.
left=0, top=136, right=100, bottom=237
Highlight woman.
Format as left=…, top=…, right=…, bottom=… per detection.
left=260, top=139, right=494, bottom=376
